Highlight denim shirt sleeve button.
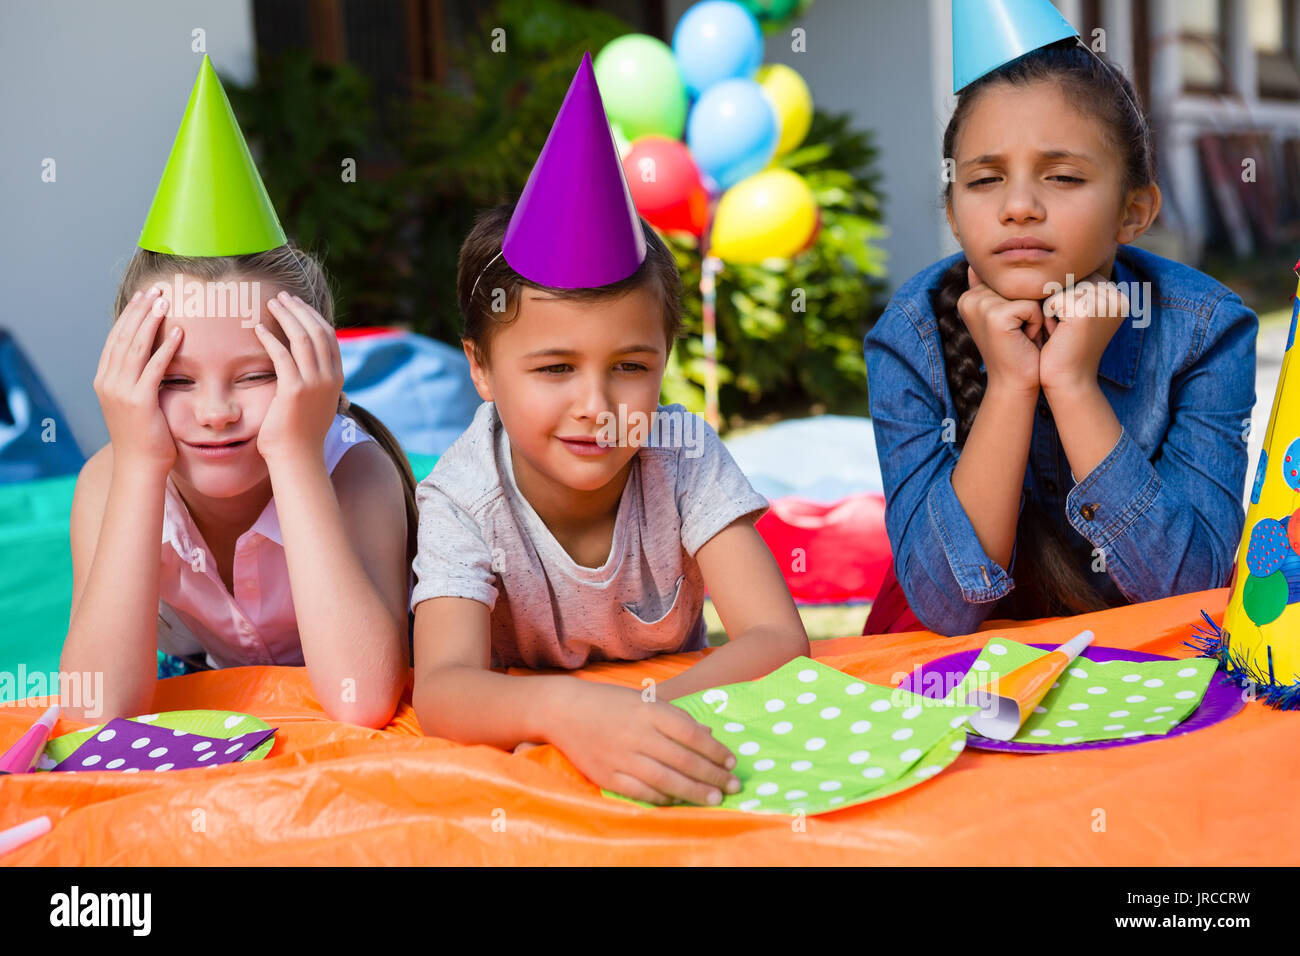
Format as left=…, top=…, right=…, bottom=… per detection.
left=1080, top=503, right=1098, bottom=521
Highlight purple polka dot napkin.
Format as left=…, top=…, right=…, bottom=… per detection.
left=51, top=718, right=277, bottom=773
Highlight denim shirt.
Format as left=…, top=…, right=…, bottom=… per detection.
left=864, top=244, right=1257, bottom=637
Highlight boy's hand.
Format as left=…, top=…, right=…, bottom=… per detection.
left=957, top=265, right=1046, bottom=395
left=547, top=680, right=740, bottom=805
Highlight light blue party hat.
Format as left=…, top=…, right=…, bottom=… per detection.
left=953, top=0, right=1080, bottom=93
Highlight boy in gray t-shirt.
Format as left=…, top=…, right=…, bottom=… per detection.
left=411, top=399, right=770, bottom=669
left=414, top=97, right=810, bottom=809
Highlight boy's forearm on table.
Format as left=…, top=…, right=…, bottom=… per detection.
left=414, top=665, right=577, bottom=749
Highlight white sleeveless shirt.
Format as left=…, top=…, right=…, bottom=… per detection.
left=157, top=414, right=377, bottom=669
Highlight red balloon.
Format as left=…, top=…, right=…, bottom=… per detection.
left=623, top=136, right=710, bottom=237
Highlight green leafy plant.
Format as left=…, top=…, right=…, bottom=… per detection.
left=224, top=51, right=403, bottom=324
left=664, top=110, right=889, bottom=420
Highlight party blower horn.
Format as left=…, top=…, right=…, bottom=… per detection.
left=0, top=704, right=60, bottom=774
left=965, top=631, right=1094, bottom=740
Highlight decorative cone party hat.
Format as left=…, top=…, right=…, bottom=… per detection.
left=952, top=0, right=1080, bottom=93
left=138, top=55, right=287, bottom=256
left=501, top=51, right=646, bottom=289
left=1197, top=273, right=1300, bottom=708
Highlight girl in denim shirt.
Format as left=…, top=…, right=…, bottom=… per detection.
left=864, top=39, right=1256, bottom=637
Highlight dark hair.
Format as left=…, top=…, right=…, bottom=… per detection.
left=115, top=246, right=419, bottom=565
left=455, top=202, right=684, bottom=367
left=933, top=38, right=1155, bottom=619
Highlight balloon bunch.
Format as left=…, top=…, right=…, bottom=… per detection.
left=593, top=0, right=819, bottom=265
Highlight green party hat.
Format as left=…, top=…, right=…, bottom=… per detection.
left=138, top=55, right=286, bottom=255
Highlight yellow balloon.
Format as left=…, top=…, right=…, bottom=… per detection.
left=756, top=63, right=813, bottom=157
left=710, top=168, right=817, bottom=264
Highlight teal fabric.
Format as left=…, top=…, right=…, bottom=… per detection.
left=0, top=475, right=76, bottom=693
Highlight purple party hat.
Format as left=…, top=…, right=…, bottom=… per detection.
left=502, top=51, right=647, bottom=288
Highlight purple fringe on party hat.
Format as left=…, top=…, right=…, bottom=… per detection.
left=501, top=51, right=647, bottom=289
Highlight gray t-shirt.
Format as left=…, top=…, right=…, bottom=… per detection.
left=410, top=401, right=770, bottom=669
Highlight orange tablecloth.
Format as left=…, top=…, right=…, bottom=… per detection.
left=3, top=587, right=1295, bottom=865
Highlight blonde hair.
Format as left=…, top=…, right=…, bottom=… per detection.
left=114, top=245, right=418, bottom=563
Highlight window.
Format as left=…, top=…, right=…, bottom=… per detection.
left=1253, top=0, right=1300, bottom=98
left=1179, top=0, right=1228, bottom=93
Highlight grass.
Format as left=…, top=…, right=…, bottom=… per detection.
left=704, top=598, right=869, bottom=646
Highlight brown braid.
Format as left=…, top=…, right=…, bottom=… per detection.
left=931, top=259, right=1112, bottom=619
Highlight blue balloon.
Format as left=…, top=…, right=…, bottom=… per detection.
left=686, top=78, right=778, bottom=190
left=672, top=1, right=764, bottom=96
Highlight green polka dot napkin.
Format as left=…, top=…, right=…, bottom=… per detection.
left=602, top=657, right=979, bottom=815
left=943, top=638, right=1218, bottom=744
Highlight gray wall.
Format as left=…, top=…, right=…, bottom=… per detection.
left=0, top=0, right=256, bottom=455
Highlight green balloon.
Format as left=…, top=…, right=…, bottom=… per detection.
left=594, top=35, right=687, bottom=141
left=1243, top=570, right=1288, bottom=626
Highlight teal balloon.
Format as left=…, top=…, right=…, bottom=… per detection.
left=672, top=1, right=764, bottom=96
left=594, top=35, right=687, bottom=140
left=686, top=78, right=778, bottom=189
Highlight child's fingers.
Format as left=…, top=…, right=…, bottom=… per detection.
left=270, top=293, right=331, bottom=379
left=289, top=295, right=340, bottom=379
left=253, top=322, right=301, bottom=387
left=651, top=734, right=740, bottom=797
left=966, top=265, right=984, bottom=291
left=266, top=298, right=316, bottom=376
left=629, top=752, right=724, bottom=807
left=266, top=296, right=320, bottom=379
left=137, top=325, right=183, bottom=393
left=607, top=770, right=674, bottom=807
left=105, top=288, right=163, bottom=380
left=96, top=290, right=144, bottom=382
left=305, top=302, right=345, bottom=378
left=117, top=294, right=172, bottom=383
left=654, top=708, right=737, bottom=774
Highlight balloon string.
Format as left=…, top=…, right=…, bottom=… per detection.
left=700, top=254, right=722, bottom=431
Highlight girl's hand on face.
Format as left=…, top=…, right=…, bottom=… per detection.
left=956, top=266, right=1046, bottom=395
left=1039, top=272, right=1129, bottom=393
left=253, top=292, right=344, bottom=467
left=549, top=680, right=740, bottom=806
left=93, top=287, right=184, bottom=475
